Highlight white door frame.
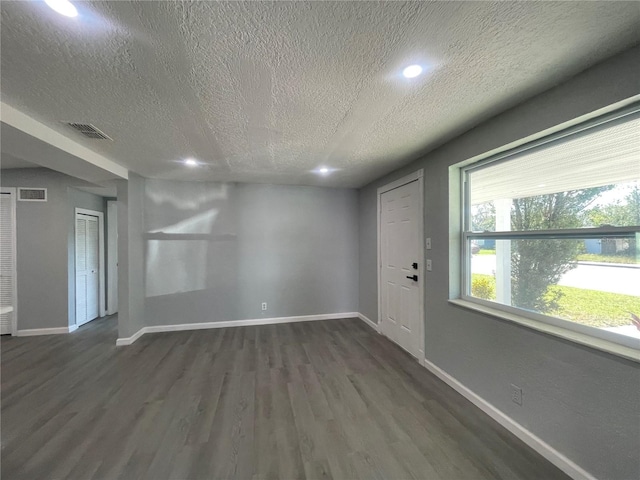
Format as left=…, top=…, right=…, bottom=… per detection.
left=106, top=200, right=118, bottom=315
left=377, top=169, right=425, bottom=363
left=1, top=187, right=18, bottom=335
left=75, top=208, right=106, bottom=322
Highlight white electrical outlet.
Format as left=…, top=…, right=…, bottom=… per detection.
left=261, top=302, right=267, bottom=311
left=426, top=259, right=432, bottom=271
left=426, top=237, right=432, bottom=249
left=511, top=384, right=523, bottom=405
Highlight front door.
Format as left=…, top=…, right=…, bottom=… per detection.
left=380, top=180, right=422, bottom=358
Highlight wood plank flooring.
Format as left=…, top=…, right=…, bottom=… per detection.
left=1, top=316, right=569, bottom=480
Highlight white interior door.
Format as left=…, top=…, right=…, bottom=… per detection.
left=76, top=213, right=100, bottom=326
left=0, top=191, right=16, bottom=335
left=380, top=180, right=422, bottom=358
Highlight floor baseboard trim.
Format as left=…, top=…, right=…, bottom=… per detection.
left=422, top=358, right=595, bottom=480
left=116, top=327, right=146, bottom=346
left=116, top=312, right=359, bottom=346
left=15, top=326, right=77, bottom=336
left=357, top=312, right=379, bottom=332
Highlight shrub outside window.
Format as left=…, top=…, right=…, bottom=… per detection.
left=462, top=107, right=640, bottom=350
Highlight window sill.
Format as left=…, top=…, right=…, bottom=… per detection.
left=448, top=299, right=640, bottom=363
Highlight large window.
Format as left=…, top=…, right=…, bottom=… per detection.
left=462, top=107, right=640, bottom=350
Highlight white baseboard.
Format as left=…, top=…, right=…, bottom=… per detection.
left=116, top=312, right=359, bottom=346
left=115, top=327, right=146, bottom=346
left=422, top=359, right=595, bottom=480
left=357, top=312, right=379, bottom=332
left=16, top=326, right=77, bottom=336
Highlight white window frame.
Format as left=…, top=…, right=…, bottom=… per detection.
left=453, top=100, right=640, bottom=362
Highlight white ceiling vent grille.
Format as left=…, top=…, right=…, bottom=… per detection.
left=18, top=188, right=47, bottom=202
left=65, top=123, right=112, bottom=140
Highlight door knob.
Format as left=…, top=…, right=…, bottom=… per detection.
left=406, top=275, right=418, bottom=281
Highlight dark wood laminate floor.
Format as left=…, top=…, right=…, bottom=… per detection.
left=1, top=316, right=569, bottom=480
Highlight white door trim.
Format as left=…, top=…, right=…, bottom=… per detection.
left=0, top=187, right=18, bottom=335
left=75, top=208, right=106, bottom=322
left=106, top=200, right=118, bottom=315
left=377, top=169, right=425, bottom=362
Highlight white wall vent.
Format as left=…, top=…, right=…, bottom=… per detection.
left=64, top=123, right=112, bottom=140
left=18, top=188, right=47, bottom=202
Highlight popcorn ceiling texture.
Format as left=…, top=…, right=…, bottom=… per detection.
left=1, top=1, right=639, bottom=187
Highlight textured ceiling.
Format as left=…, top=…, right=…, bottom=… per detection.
left=1, top=1, right=639, bottom=188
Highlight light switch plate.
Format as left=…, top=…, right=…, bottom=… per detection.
left=426, top=259, right=432, bottom=271
left=426, top=237, right=432, bottom=249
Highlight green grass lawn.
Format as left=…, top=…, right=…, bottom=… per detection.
left=476, top=249, right=496, bottom=255
left=547, top=285, right=640, bottom=327
left=576, top=253, right=637, bottom=264
left=471, top=274, right=640, bottom=328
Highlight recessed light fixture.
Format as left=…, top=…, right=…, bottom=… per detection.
left=184, top=158, right=199, bottom=167
left=312, top=166, right=335, bottom=176
left=313, top=166, right=332, bottom=176
left=45, top=0, right=78, bottom=17
left=402, top=64, right=423, bottom=79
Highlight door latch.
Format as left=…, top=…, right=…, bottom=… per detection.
left=406, top=275, right=418, bottom=282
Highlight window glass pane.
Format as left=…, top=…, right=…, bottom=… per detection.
left=469, top=114, right=640, bottom=209
left=470, top=180, right=640, bottom=232
left=468, top=113, right=640, bottom=232
left=468, top=236, right=640, bottom=340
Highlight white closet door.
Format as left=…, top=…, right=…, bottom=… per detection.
left=85, top=216, right=99, bottom=321
left=76, top=213, right=99, bottom=326
left=76, top=216, right=88, bottom=325
left=0, top=193, right=15, bottom=334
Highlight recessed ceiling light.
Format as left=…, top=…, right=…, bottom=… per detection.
left=402, top=64, right=423, bottom=79
left=45, top=0, right=78, bottom=17
left=184, top=158, right=199, bottom=167
left=312, top=166, right=335, bottom=176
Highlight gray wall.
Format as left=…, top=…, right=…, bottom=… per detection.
left=0, top=168, right=106, bottom=330
left=117, top=173, right=146, bottom=338
left=358, top=45, right=640, bottom=480
left=142, top=180, right=358, bottom=326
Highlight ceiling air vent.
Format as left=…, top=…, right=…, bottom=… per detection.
left=18, top=188, right=47, bottom=202
left=65, top=122, right=112, bottom=140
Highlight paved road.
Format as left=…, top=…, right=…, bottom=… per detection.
left=472, top=255, right=640, bottom=296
